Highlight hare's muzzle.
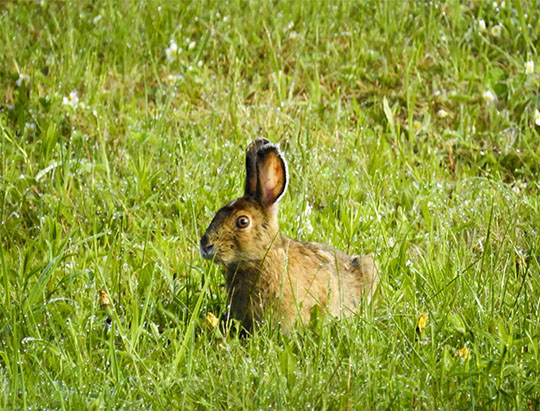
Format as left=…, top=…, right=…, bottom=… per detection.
left=199, top=234, right=215, bottom=260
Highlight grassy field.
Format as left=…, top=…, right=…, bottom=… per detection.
left=1, top=0, right=540, bottom=408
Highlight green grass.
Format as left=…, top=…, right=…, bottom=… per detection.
left=1, top=0, right=540, bottom=408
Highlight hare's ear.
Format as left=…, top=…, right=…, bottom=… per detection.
left=245, top=138, right=271, bottom=197
left=255, top=144, right=288, bottom=209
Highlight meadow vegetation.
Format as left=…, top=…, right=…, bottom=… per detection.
left=1, top=0, right=539, bottom=408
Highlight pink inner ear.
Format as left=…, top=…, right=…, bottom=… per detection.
left=263, top=174, right=279, bottom=200
left=259, top=152, right=285, bottom=206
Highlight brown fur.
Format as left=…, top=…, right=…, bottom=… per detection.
left=200, top=139, right=379, bottom=332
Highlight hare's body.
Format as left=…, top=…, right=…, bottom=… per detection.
left=200, top=139, right=379, bottom=332
left=226, top=237, right=376, bottom=330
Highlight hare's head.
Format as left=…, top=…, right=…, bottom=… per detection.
left=200, top=138, right=288, bottom=266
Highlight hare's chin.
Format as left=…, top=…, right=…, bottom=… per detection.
left=200, top=249, right=227, bottom=265
left=200, top=245, right=217, bottom=261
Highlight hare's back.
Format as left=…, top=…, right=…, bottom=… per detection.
left=287, top=240, right=372, bottom=294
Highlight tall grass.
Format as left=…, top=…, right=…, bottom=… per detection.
left=1, top=0, right=539, bottom=408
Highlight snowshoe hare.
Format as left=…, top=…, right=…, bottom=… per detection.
left=200, top=138, right=379, bottom=332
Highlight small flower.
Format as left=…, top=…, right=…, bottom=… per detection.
left=98, top=289, right=111, bottom=307
left=413, top=120, right=422, bottom=131
left=416, top=313, right=428, bottom=335
left=478, top=19, right=487, bottom=32
left=457, top=346, right=470, bottom=360
left=165, top=40, right=179, bottom=63
left=482, top=90, right=496, bottom=104
left=437, top=109, right=449, bottom=118
left=188, top=40, right=196, bottom=50
left=62, top=91, right=80, bottom=109
left=24, top=122, right=36, bottom=135
left=535, top=109, right=540, bottom=126
left=525, top=61, right=534, bottom=75
left=204, top=312, right=219, bottom=330
left=16, top=73, right=30, bottom=87
left=512, top=181, right=524, bottom=193
left=490, top=24, right=502, bottom=37
left=166, top=74, right=184, bottom=85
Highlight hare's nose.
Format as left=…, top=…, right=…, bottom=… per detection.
left=200, top=235, right=215, bottom=259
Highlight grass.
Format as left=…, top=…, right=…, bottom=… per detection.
left=1, top=0, right=540, bottom=408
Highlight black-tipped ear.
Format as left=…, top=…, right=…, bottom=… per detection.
left=256, top=144, right=288, bottom=208
left=244, top=138, right=271, bottom=197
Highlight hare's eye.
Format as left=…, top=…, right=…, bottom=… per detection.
left=236, top=215, right=250, bottom=229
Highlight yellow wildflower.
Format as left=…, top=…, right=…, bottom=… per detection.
left=98, top=289, right=111, bottom=308
left=458, top=346, right=470, bottom=360
left=204, top=312, right=219, bottom=330
left=416, top=313, right=428, bottom=335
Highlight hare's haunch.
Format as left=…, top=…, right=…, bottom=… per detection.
left=200, top=138, right=379, bottom=332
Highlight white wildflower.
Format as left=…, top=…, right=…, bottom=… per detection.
left=62, top=91, right=80, bottom=109
left=166, top=74, right=184, bottom=85
left=188, top=40, right=196, bottom=50
left=525, top=61, right=534, bottom=75
left=437, top=109, right=449, bottom=118
left=24, top=122, right=36, bottom=135
left=490, top=24, right=502, bottom=37
left=482, top=90, right=496, bottom=104
left=16, top=73, right=30, bottom=87
left=535, top=109, right=540, bottom=126
left=165, top=40, right=179, bottom=63
left=478, top=19, right=487, bottom=32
